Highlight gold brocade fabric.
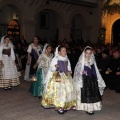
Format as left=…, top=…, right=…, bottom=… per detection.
left=41, top=72, right=76, bottom=110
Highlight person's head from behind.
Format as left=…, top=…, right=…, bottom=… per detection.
left=102, top=50, right=109, bottom=59
left=84, top=47, right=92, bottom=60
left=18, top=43, right=22, bottom=49
left=58, top=46, right=67, bottom=57
left=109, top=49, right=113, bottom=56
left=97, top=47, right=102, bottom=53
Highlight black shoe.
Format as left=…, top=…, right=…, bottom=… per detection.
left=4, top=88, right=8, bottom=90
left=38, top=96, right=42, bottom=99
left=8, top=87, right=12, bottom=90
left=57, top=109, right=64, bottom=114
left=86, top=111, right=95, bottom=115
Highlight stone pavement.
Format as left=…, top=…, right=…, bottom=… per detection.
left=0, top=73, right=120, bottom=120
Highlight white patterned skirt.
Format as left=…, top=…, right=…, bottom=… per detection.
left=76, top=90, right=102, bottom=112
left=0, top=55, right=20, bottom=88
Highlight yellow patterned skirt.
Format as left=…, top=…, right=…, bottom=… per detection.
left=41, top=72, right=76, bottom=110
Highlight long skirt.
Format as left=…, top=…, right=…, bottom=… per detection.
left=76, top=75, right=102, bottom=112
left=0, top=55, right=20, bottom=88
left=41, top=72, right=76, bottom=110
left=24, top=56, right=37, bottom=82
left=29, top=68, right=44, bottom=97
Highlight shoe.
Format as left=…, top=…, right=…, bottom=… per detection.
left=4, top=88, right=8, bottom=90
left=38, top=96, right=42, bottom=99
left=8, top=87, right=12, bottom=90
left=57, top=108, right=64, bottom=114
left=86, top=111, right=95, bottom=115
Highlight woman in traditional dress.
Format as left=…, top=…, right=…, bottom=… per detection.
left=41, top=46, right=76, bottom=114
left=73, top=46, right=106, bottom=115
left=0, top=35, right=20, bottom=90
left=29, top=44, right=53, bottom=97
left=24, top=36, right=42, bottom=82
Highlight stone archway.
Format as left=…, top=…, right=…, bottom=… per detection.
left=35, top=9, right=58, bottom=43
left=112, top=19, right=120, bottom=45
left=34, top=5, right=65, bottom=26
left=34, top=5, right=71, bottom=42
left=8, top=19, right=20, bottom=38
left=69, top=11, right=91, bottom=43
left=102, top=13, right=120, bottom=44
left=0, top=0, right=25, bottom=39
left=71, top=14, right=85, bottom=42
left=0, top=0, right=25, bottom=22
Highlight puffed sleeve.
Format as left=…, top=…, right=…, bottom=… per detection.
left=11, top=46, right=15, bottom=61
left=0, top=45, right=3, bottom=60
left=68, top=60, right=71, bottom=71
left=50, top=57, right=57, bottom=72
left=27, top=44, right=32, bottom=53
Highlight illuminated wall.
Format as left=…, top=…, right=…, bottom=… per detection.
left=102, top=0, right=120, bottom=44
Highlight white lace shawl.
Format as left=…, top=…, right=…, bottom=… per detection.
left=73, top=46, right=106, bottom=94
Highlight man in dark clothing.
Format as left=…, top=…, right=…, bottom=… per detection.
left=16, top=43, right=27, bottom=70
left=97, top=50, right=112, bottom=88
left=106, top=50, right=120, bottom=91
left=95, top=47, right=102, bottom=63
left=19, top=35, right=28, bottom=49
left=68, top=48, right=82, bottom=77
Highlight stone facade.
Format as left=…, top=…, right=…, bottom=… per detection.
left=0, top=0, right=102, bottom=43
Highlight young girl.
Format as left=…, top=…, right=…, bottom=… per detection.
left=0, top=36, right=20, bottom=90
left=29, top=44, right=53, bottom=97
left=24, top=36, right=42, bottom=82
left=74, top=46, right=106, bottom=115
left=41, top=46, right=76, bottom=114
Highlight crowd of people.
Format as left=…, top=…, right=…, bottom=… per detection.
left=0, top=35, right=120, bottom=115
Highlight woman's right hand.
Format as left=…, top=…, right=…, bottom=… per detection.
left=55, top=64, right=59, bottom=68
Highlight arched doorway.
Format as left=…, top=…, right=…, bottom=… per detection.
left=8, top=19, right=20, bottom=38
left=112, top=19, right=120, bottom=45
left=71, top=14, right=85, bottom=43
left=0, top=4, right=20, bottom=38
left=35, top=9, right=58, bottom=44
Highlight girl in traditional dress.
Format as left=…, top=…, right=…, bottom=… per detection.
left=41, top=46, right=76, bottom=114
left=24, top=36, right=42, bottom=82
left=73, top=46, right=106, bottom=115
left=29, top=44, right=53, bottom=97
left=0, top=36, right=20, bottom=90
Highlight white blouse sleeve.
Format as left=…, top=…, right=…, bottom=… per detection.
left=50, top=57, right=57, bottom=72
left=27, top=44, right=32, bottom=53
left=11, top=47, right=15, bottom=61
left=0, top=46, right=3, bottom=60
left=37, top=55, right=42, bottom=64
left=68, top=60, right=71, bottom=71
